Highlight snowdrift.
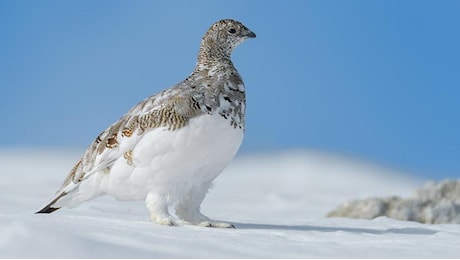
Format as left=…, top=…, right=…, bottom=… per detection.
left=1, top=149, right=459, bottom=258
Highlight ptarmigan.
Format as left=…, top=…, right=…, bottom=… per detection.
left=36, top=19, right=256, bottom=228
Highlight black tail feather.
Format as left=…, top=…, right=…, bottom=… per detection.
left=35, top=191, right=67, bottom=214
left=35, top=205, right=60, bottom=214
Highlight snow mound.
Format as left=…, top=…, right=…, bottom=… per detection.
left=328, top=179, right=460, bottom=224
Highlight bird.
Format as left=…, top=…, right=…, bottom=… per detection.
left=36, top=19, right=256, bottom=228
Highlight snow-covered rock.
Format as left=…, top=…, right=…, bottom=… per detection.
left=328, top=179, right=460, bottom=224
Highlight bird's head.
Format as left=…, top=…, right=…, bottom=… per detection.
left=198, top=19, right=256, bottom=63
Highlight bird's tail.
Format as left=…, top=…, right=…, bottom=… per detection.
left=35, top=191, right=68, bottom=214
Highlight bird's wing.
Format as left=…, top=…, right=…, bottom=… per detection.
left=57, top=88, right=204, bottom=193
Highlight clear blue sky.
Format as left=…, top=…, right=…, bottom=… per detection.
left=1, top=0, right=459, bottom=179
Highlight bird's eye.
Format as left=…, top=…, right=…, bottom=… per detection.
left=228, top=28, right=237, bottom=34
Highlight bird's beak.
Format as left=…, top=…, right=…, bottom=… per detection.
left=243, top=29, right=256, bottom=38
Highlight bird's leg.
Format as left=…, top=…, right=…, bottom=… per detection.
left=175, top=182, right=234, bottom=228
left=145, top=193, right=175, bottom=226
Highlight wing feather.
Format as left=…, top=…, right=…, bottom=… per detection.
left=58, top=89, right=204, bottom=192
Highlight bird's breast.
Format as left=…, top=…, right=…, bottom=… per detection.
left=105, top=113, right=244, bottom=200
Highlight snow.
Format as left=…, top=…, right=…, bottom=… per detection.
left=1, top=148, right=459, bottom=258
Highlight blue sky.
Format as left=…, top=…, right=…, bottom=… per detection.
left=1, top=0, right=459, bottom=179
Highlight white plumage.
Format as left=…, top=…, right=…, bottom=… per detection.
left=37, top=19, right=256, bottom=228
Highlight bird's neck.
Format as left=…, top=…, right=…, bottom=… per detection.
left=196, top=37, right=232, bottom=65
left=193, top=55, right=235, bottom=78
left=194, top=58, right=234, bottom=73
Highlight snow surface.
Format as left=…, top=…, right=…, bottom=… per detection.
left=1, top=149, right=459, bottom=258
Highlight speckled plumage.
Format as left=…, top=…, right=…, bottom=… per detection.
left=36, top=19, right=256, bottom=228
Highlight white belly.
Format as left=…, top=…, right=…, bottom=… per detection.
left=100, top=113, right=244, bottom=202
